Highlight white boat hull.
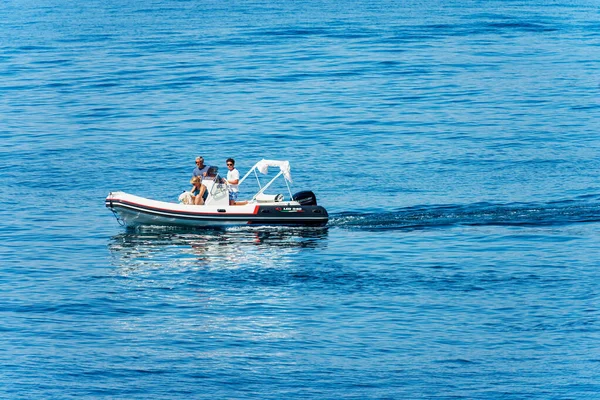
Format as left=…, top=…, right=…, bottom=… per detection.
left=106, top=191, right=328, bottom=228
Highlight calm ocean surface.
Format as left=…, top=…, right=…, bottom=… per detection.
left=2, top=0, right=600, bottom=398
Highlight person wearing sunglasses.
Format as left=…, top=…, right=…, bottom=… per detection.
left=223, top=158, right=244, bottom=205
left=193, top=156, right=211, bottom=179
left=189, top=176, right=206, bottom=205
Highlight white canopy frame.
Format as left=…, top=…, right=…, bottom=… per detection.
left=239, top=159, right=294, bottom=201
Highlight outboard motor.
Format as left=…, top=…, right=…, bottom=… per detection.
left=293, top=190, right=318, bottom=206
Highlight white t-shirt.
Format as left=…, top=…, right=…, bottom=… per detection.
left=227, top=168, right=239, bottom=193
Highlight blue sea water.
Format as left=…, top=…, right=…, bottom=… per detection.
left=2, top=0, right=600, bottom=398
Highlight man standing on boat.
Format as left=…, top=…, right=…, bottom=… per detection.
left=223, top=158, right=244, bottom=205
left=193, top=156, right=211, bottom=178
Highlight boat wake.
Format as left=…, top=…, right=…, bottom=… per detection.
left=329, top=197, right=600, bottom=231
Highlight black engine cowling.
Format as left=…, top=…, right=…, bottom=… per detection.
left=293, top=190, right=318, bottom=206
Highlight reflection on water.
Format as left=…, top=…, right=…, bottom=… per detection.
left=108, top=226, right=328, bottom=275
left=105, top=226, right=331, bottom=365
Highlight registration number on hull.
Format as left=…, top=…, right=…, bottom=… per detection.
left=276, top=207, right=304, bottom=213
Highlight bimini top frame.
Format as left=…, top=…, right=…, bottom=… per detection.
left=239, top=159, right=293, bottom=201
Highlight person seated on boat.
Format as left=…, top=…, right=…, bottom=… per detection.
left=222, top=158, right=247, bottom=205
left=193, top=156, right=211, bottom=179
left=190, top=176, right=206, bottom=205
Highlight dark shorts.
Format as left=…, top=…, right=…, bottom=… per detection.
left=229, top=191, right=238, bottom=201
